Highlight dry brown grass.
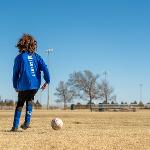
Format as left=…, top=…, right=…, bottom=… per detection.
left=0, top=109, right=150, bottom=150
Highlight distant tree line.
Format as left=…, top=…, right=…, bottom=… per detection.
left=55, top=70, right=116, bottom=111
left=0, top=99, right=15, bottom=106
left=33, top=100, right=42, bottom=109
left=0, top=99, right=42, bottom=109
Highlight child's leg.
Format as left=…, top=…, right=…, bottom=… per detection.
left=12, top=92, right=25, bottom=129
left=24, top=100, right=33, bottom=126
left=21, top=90, right=37, bottom=129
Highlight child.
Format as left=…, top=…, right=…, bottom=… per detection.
left=11, top=33, right=50, bottom=131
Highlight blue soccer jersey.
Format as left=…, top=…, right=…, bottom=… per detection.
left=13, top=51, right=50, bottom=91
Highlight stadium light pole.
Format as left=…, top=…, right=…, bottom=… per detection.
left=103, top=71, right=108, bottom=81
left=45, top=48, right=54, bottom=109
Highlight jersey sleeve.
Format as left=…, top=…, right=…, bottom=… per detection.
left=13, top=57, right=20, bottom=89
left=38, top=56, right=50, bottom=84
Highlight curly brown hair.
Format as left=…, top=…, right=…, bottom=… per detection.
left=16, top=33, right=37, bottom=53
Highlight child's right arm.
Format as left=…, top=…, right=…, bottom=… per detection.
left=38, top=55, right=50, bottom=85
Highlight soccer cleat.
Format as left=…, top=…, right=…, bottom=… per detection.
left=10, top=127, right=18, bottom=132
left=20, top=123, right=30, bottom=130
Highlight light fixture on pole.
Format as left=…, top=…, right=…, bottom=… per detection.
left=45, top=48, right=54, bottom=109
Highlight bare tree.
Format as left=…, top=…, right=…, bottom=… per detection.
left=98, top=80, right=116, bottom=104
left=55, top=81, right=76, bottom=109
left=68, top=70, right=100, bottom=111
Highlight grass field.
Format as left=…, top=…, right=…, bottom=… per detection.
left=0, top=109, right=150, bottom=150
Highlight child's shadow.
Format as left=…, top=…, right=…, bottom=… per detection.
left=0, top=129, right=23, bottom=133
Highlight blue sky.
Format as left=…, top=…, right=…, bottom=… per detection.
left=0, top=0, right=150, bottom=105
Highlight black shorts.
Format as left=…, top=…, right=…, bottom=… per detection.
left=16, top=89, right=37, bottom=109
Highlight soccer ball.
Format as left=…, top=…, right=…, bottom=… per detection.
left=51, top=117, right=63, bottom=130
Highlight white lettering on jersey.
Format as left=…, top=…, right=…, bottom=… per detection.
left=30, top=62, right=33, bottom=66
left=28, top=56, right=33, bottom=60
left=28, top=55, right=35, bottom=77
